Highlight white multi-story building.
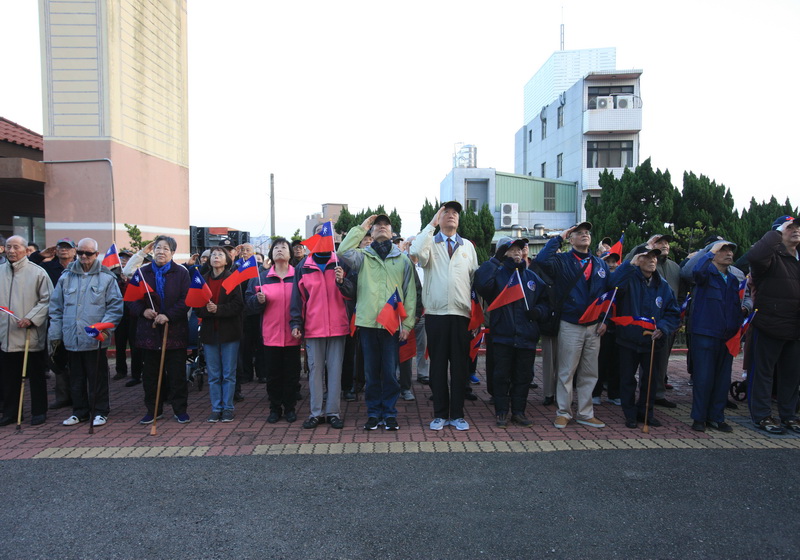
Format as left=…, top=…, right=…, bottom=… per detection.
left=515, top=48, right=642, bottom=220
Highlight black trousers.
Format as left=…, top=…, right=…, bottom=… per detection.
left=1, top=350, right=47, bottom=419
left=618, top=343, right=665, bottom=421
left=594, top=330, right=620, bottom=399
left=115, top=312, right=130, bottom=375
left=425, top=314, right=470, bottom=420
left=69, top=349, right=110, bottom=417
left=263, top=345, right=300, bottom=413
left=341, top=334, right=356, bottom=393
left=143, top=348, right=187, bottom=416
left=492, top=343, right=534, bottom=416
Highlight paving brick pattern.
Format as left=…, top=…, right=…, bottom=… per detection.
left=1, top=354, right=797, bottom=460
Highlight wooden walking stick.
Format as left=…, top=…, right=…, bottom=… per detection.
left=642, top=333, right=657, bottom=435
left=88, top=339, right=103, bottom=435
left=16, top=329, right=31, bottom=431
left=150, top=323, right=169, bottom=436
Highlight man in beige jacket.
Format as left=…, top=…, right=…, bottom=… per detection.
left=0, top=236, right=52, bottom=426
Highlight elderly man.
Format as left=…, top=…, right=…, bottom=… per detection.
left=746, top=216, right=800, bottom=434
left=339, top=213, right=416, bottom=430
left=49, top=239, right=123, bottom=427
left=0, top=236, right=52, bottom=426
left=410, top=202, right=479, bottom=431
left=535, top=222, right=611, bottom=429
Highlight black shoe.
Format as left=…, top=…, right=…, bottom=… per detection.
left=257, top=377, right=267, bottom=384
left=464, top=392, right=478, bottom=401
left=302, top=417, right=320, bottom=429
left=725, top=400, right=739, bottom=410
left=344, top=391, right=357, bottom=402
left=267, top=411, right=281, bottom=424
left=654, top=398, right=677, bottom=409
left=691, top=420, right=706, bottom=432
left=328, top=416, right=344, bottom=429
left=542, top=396, right=555, bottom=406
left=364, top=417, right=380, bottom=430
left=112, top=372, right=127, bottom=381
left=707, top=421, right=733, bottom=433
left=125, top=379, right=141, bottom=387
left=0, top=416, right=15, bottom=427
left=529, top=382, right=539, bottom=389
left=31, top=414, right=46, bottom=426
left=625, top=419, right=638, bottom=429
left=510, top=414, right=533, bottom=427
left=417, top=376, right=429, bottom=385
left=233, top=392, right=244, bottom=402
left=384, top=417, right=399, bottom=430
left=48, top=400, right=71, bottom=410
left=496, top=415, right=507, bottom=428
left=637, top=414, right=662, bottom=427
left=285, top=410, right=297, bottom=423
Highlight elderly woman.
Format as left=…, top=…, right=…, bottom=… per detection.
left=193, top=247, right=243, bottom=423
left=129, top=235, right=191, bottom=424
left=246, top=238, right=300, bottom=423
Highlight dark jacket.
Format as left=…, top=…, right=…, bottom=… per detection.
left=534, top=235, right=611, bottom=325
left=194, top=269, right=244, bottom=345
left=29, top=252, right=73, bottom=288
left=474, top=257, right=549, bottom=350
left=129, top=262, right=190, bottom=350
left=611, top=261, right=680, bottom=351
left=748, top=230, right=800, bottom=340
left=690, top=253, right=743, bottom=340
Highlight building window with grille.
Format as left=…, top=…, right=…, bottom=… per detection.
left=587, top=141, right=634, bottom=168
left=466, top=199, right=478, bottom=212
left=541, top=118, right=547, bottom=140
left=556, top=153, right=563, bottom=178
left=557, top=105, right=564, bottom=128
left=587, top=85, right=634, bottom=109
left=528, top=129, right=532, bottom=143
left=541, top=162, right=546, bottom=177
left=544, top=182, right=556, bottom=211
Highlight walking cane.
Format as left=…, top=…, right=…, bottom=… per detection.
left=16, top=329, right=31, bottom=431
left=150, top=323, right=169, bottom=436
left=88, top=339, right=103, bottom=435
left=642, top=334, right=656, bottom=434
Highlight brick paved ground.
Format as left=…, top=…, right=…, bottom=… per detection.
left=1, top=353, right=797, bottom=460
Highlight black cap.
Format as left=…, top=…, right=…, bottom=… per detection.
left=573, top=221, right=592, bottom=232
left=495, top=236, right=528, bottom=259
left=633, top=246, right=661, bottom=258
left=443, top=201, right=463, bottom=213
left=373, top=214, right=391, bottom=225
left=651, top=233, right=673, bottom=243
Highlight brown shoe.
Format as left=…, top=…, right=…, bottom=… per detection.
left=554, top=416, right=569, bottom=429
left=576, top=417, right=606, bottom=428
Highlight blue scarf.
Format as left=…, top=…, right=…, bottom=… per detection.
left=151, top=260, right=172, bottom=302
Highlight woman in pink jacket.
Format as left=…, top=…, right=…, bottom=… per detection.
left=245, top=238, right=300, bottom=423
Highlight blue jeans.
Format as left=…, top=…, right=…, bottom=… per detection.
left=360, top=327, right=400, bottom=419
left=690, top=334, right=732, bottom=423
left=205, top=341, right=240, bottom=412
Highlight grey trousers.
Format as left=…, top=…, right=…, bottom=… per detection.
left=306, top=336, right=345, bottom=419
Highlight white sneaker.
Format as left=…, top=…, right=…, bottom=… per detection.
left=401, top=389, right=415, bottom=401
left=92, top=415, right=107, bottom=427
left=607, top=398, right=622, bottom=406
left=451, top=418, right=470, bottom=431
left=62, top=415, right=84, bottom=426
left=430, top=417, right=447, bottom=430
left=591, top=396, right=601, bottom=405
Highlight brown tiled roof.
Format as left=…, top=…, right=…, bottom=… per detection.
left=0, top=117, right=43, bottom=150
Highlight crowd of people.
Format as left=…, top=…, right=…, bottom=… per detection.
left=0, top=205, right=799, bottom=436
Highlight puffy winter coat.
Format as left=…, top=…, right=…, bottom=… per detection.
left=290, top=254, right=350, bottom=339
left=245, top=265, right=299, bottom=347
left=0, top=257, right=52, bottom=352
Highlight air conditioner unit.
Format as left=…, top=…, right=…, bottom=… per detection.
left=595, top=96, right=613, bottom=110
left=616, top=95, right=634, bottom=109
left=500, top=202, right=519, bottom=228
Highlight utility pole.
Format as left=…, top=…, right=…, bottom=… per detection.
left=270, top=173, right=275, bottom=237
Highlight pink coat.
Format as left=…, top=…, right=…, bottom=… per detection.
left=248, top=265, right=300, bottom=348
left=289, top=255, right=350, bottom=339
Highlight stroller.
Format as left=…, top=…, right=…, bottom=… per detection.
left=186, top=311, right=206, bottom=391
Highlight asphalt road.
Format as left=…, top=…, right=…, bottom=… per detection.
left=3, top=449, right=798, bottom=560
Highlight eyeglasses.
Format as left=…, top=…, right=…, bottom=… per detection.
left=76, top=251, right=97, bottom=257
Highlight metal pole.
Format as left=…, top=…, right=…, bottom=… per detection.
left=38, top=158, right=116, bottom=245
left=270, top=173, right=275, bottom=237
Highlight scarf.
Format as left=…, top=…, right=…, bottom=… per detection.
left=151, top=260, right=172, bottom=302
left=371, top=240, right=393, bottom=261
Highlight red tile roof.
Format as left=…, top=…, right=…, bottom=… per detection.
left=0, top=117, right=43, bottom=151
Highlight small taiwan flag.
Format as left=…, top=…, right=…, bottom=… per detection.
left=84, top=322, right=116, bottom=342
left=376, top=288, right=408, bottom=335
left=399, top=327, right=417, bottom=363
left=123, top=269, right=154, bottom=302
left=611, top=316, right=656, bottom=330
left=608, top=233, right=624, bottom=259
left=468, top=290, right=484, bottom=330
left=222, top=256, right=259, bottom=294
left=486, top=271, right=525, bottom=312
left=738, top=279, right=747, bottom=301
left=579, top=289, right=616, bottom=324
left=726, top=310, right=757, bottom=357
left=301, top=221, right=335, bottom=254
left=679, top=293, right=691, bottom=321
left=185, top=269, right=213, bottom=308
left=469, top=328, right=488, bottom=361
left=102, top=244, right=121, bottom=269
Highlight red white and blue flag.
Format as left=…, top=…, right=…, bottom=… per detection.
left=399, top=327, right=417, bottom=363
left=376, top=288, right=408, bottom=335
left=469, top=328, right=489, bottom=361
left=0, top=305, right=21, bottom=321
left=301, top=220, right=336, bottom=254
left=468, top=290, right=485, bottom=330
left=608, top=233, right=624, bottom=259
left=222, top=256, right=259, bottom=294
left=612, top=316, right=657, bottom=330
left=579, top=289, right=617, bottom=324
left=726, top=310, right=757, bottom=357
left=185, top=269, right=213, bottom=308
left=123, top=269, right=154, bottom=302
left=486, top=271, right=525, bottom=312
left=738, top=279, right=747, bottom=301
left=84, top=322, right=115, bottom=342
left=101, top=243, right=121, bottom=269
left=679, top=293, right=691, bottom=321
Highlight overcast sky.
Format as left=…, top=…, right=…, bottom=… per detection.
left=2, top=0, right=798, bottom=238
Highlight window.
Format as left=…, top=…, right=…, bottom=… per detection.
left=13, top=215, right=45, bottom=246
left=557, top=105, right=564, bottom=128
left=556, top=153, right=563, bottom=178
left=587, top=85, right=634, bottom=109
left=540, top=162, right=546, bottom=177
left=528, top=129, right=532, bottom=143
left=466, top=199, right=478, bottom=212
left=544, top=182, right=556, bottom=211
left=541, top=118, right=547, bottom=140
left=586, top=141, right=634, bottom=168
